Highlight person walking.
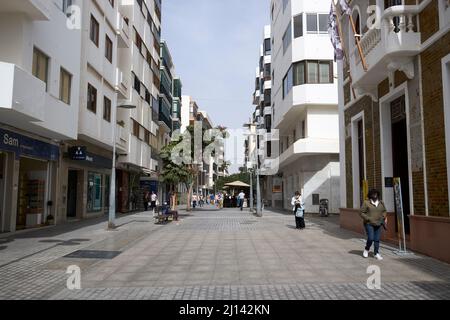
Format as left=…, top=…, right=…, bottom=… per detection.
left=360, top=189, right=387, bottom=260
left=143, top=191, right=150, bottom=211
left=150, top=191, right=157, bottom=213
left=192, top=193, right=198, bottom=209
left=238, top=190, right=246, bottom=211
left=291, top=191, right=305, bottom=229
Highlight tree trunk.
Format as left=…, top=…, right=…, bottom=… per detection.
left=186, top=183, right=193, bottom=212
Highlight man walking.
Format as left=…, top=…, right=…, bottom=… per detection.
left=238, top=190, right=246, bottom=211
left=150, top=191, right=158, bottom=214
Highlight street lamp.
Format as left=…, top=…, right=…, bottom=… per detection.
left=108, top=102, right=136, bottom=230
left=244, top=122, right=262, bottom=217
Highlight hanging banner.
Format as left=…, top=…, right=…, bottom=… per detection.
left=393, top=177, right=407, bottom=252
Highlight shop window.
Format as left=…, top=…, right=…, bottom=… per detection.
left=87, top=172, right=103, bottom=212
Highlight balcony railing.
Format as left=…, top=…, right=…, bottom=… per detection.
left=349, top=4, right=421, bottom=100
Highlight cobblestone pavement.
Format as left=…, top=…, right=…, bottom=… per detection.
left=1, top=207, right=450, bottom=300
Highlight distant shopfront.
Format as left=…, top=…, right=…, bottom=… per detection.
left=61, top=144, right=112, bottom=222
left=0, top=128, right=59, bottom=232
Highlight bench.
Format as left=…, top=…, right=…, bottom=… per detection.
left=154, top=206, right=179, bottom=224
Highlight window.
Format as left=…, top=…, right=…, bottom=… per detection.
left=133, top=73, right=141, bottom=93
left=87, top=83, right=97, bottom=113
left=132, top=119, right=140, bottom=137
left=290, top=60, right=333, bottom=87
left=293, top=61, right=305, bottom=86
left=135, top=30, right=143, bottom=53
left=282, top=21, right=292, bottom=54
left=32, top=48, right=49, bottom=90
left=301, top=120, right=306, bottom=138
left=59, top=68, right=72, bottom=104
left=282, top=66, right=293, bottom=99
left=294, top=14, right=303, bottom=38
left=144, top=130, right=150, bottom=144
left=319, top=61, right=332, bottom=83
left=307, top=14, right=318, bottom=33
left=318, top=14, right=329, bottom=33
left=90, top=15, right=99, bottom=47
left=103, top=97, right=111, bottom=122
left=307, top=61, right=318, bottom=83
left=264, top=38, right=271, bottom=55
left=145, top=89, right=151, bottom=105
left=105, top=35, right=113, bottom=63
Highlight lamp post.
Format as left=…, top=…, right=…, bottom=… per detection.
left=108, top=102, right=136, bottom=230
left=244, top=121, right=261, bottom=217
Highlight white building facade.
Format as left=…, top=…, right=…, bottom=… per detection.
left=0, top=0, right=82, bottom=232
left=268, top=0, right=340, bottom=213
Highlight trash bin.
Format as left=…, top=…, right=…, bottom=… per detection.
left=319, top=199, right=329, bottom=217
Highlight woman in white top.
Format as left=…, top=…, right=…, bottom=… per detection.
left=291, top=191, right=305, bottom=229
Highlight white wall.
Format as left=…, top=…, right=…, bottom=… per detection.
left=0, top=0, right=82, bottom=140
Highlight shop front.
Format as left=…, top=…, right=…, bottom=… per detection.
left=61, top=145, right=112, bottom=222
left=0, top=128, right=59, bottom=232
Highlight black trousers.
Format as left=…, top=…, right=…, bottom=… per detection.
left=295, top=216, right=305, bottom=229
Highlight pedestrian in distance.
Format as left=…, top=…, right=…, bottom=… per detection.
left=292, top=191, right=305, bottom=229
left=150, top=191, right=158, bottom=214
left=360, top=189, right=387, bottom=260
left=192, top=193, right=198, bottom=209
left=238, top=190, right=246, bottom=211
left=143, top=191, right=150, bottom=211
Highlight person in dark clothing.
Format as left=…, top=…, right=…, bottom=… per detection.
left=360, top=189, right=387, bottom=260
left=292, top=191, right=305, bottom=229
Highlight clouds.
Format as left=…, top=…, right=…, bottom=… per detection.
left=162, top=0, right=270, bottom=129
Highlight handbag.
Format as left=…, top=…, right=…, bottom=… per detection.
left=295, top=206, right=304, bottom=218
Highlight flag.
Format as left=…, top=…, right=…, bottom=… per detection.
left=339, top=0, right=352, bottom=15
left=328, top=3, right=344, bottom=61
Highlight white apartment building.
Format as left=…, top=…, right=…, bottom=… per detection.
left=269, top=0, right=340, bottom=213
left=0, top=0, right=82, bottom=232
left=0, top=0, right=164, bottom=232
left=60, top=0, right=119, bottom=222
left=114, top=0, right=162, bottom=212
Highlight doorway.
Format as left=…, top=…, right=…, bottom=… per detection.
left=391, top=96, right=411, bottom=234
left=16, top=157, right=48, bottom=229
left=67, top=170, right=78, bottom=218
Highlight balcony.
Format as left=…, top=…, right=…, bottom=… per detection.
left=279, top=138, right=339, bottom=168
left=115, top=68, right=130, bottom=99
left=350, top=5, right=421, bottom=100
left=115, top=124, right=128, bottom=154
left=264, top=107, right=272, bottom=116
left=0, top=0, right=50, bottom=20
left=0, top=62, right=45, bottom=123
left=116, top=13, right=131, bottom=48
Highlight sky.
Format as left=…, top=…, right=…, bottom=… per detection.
left=162, top=0, right=270, bottom=131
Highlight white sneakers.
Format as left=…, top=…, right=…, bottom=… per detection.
left=363, top=250, right=384, bottom=260
left=363, top=250, right=369, bottom=258
left=375, top=253, right=384, bottom=260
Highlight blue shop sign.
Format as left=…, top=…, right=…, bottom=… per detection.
left=141, top=180, right=159, bottom=193
left=0, top=128, right=59, bottom=161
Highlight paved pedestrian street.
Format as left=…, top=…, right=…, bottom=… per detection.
left=1, top=207, right=450, bottom=300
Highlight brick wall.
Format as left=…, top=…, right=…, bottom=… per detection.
left=344, top=96, right=383, bottom=208
left=421, top=30, right=450, bottom=217
left=419, top=0, right=439, bottom=43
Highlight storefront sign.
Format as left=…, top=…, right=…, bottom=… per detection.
left=272, top=185, right=282, bottom=193
left=0, top=128, right=59, bottom=161
left=65, top=149, right=112, bottom=169
left=141, top=180, right=159, bottom=193
left=68, top=146, right=87, bottom=161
